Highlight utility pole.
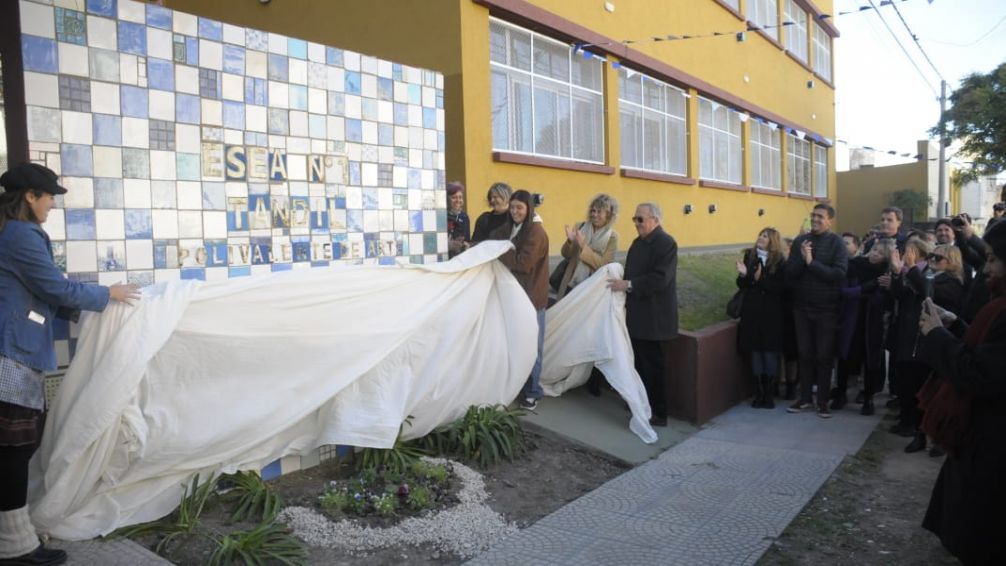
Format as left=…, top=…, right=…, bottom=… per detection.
left=937, top=79, right=947, bottom=220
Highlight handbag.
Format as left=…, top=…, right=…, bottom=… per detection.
left=549, top=258, right=569, bottom=292
left=726, top=288, right=745, bottom=319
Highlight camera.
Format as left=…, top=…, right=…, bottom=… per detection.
left=531, top=193, right=545, bottom=207
left=951, top=216, right=965, bottom=228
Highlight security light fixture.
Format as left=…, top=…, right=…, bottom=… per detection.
left=708, top=204, right=717, bottom=214
left=683, top=204, right=693, bottom=215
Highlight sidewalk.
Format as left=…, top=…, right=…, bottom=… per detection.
left=46, top=538, right=170, bottom=565
left=470, top=400, right=882, bottom=565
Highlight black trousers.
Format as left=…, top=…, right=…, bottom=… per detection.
left=896, top=361, right=932, bottom=429
left=794, top=309, right=838, bottom=407
left=631, top=338, right=667, bottom=418
left=0, top=444, right=36, bottom=510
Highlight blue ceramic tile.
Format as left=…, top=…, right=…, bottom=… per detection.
left=222, top=101, right=244, bottom=130
left=227, top=209, right=248, bottom=231
left=348, top=161, right=361, bottom=185
left=291, top=239, right=310, bottom=262
left=436, top=209, right=447, bottom=230
left=65, top=209, right=96, bottom=240
left=437, top=131, right=445, bottom=151
left=86, top=0, right=116, bottom=17
left=362, top=188, right=378, bottom=209
left=288, top=38, right=307, bottom=60
left=246, top=29, right=267, bottom=51
left=153, top=242, right=167, bottom=269
left=361, top=98, right=377, bottom=121
left=408, top=84, right=421, bottom=105
left=244, top=77, right=266, bottom=105
left=394, top=103, right=408, bottom=125
left=334, top=196, right=346, bottom=208
left=125, top=209, right=153, bottom=239
left=172, top=35, right=186, bottom=63
left=176, top=93, right=200, bottom=124
left=325, top=46, right=343, bottom=66
left=409, top=210, right=423, bottom=232
left=180, top=267, right=206, bottom=280
left=204, top=241, right=227, bottom=267
left=177, top=153, right=200, bottom=181
left=197, top=18, right=222, bottom=41
left=364, top=233, right=379, bottom=258
left=423, top=107, right=437, bottom=129
left=309, top=114, right=326, bottom=138
left=61, top=144, right=93, bottom=176
left=185, top=36, right=198, bottom=66
left=328, top=92, right=344, bottom=116
left=55, top=8, right=87, bottom=46
left=344, top=71, right=361, bottom=95
left=202, top=183, right=225, bottom=209
left=267, top=109, right=289, bottom=135
left=93, top=115, right=122, bottom=146
left=346, top=210, right=363, bottom=232
left=311, top=260, right=330, bottom=268
left=407, top=168, right=421, bottom=189
left=310, top=206, right=328, bottom=230
left=345, top=119, right=362, bottom=142
left=94, top=178, right=124, bottom=208
left=267, top=53, right=288, bottom=82
left=199, top=68, right=221, bottom=99
left=98, top=243, right=125, bottom=272
left=117, top=21, right=146, bottom=55
left=121, top=85, right=148, bottom=118
left=223, top=45, right=244, bottom=74
left=437, top=91, right=444, bottom=109
left=147, top=58, right=174, bottom=91
left=122, top=148, right=150, bottom=179
left=146, top=4, right=172, bottom=29
left=378, top=123, right=393, bottom=145
left=270, top=263, right=292, bottom=272
left=393, top=63, right=403, bottom=81
left=378, top=257, right=396, bottom=265
left=229, top=266, right=251, bottom=278
left=289, top=85, right=307, bottom=110
left=21, top=36, right=58, bottom=74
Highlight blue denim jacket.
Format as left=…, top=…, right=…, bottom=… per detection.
left=0, top=220, right=109, bottom=371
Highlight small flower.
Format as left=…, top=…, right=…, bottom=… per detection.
left=353, top=492, right=362, bottom=500
left=398, top=483, right=410, bottom=497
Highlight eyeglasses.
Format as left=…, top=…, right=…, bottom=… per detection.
left=632, top=216, right=649, bottom=223
left=928, top=254, right=946, bottom=262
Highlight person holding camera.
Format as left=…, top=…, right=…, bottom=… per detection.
left=863, top=207, right=907, bottom=254
left=987, top=201, right=1005, bottom=231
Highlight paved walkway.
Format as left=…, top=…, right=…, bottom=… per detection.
left=47, top=538, right=170, bottom=565
left=470, top=401, right=882, bottom=565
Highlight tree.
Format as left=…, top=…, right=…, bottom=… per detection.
left=935, top=62, right=1006, bottom=181
left=889, top=189, right=930, bottom=225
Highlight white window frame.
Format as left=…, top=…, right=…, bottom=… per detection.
left=489, top=18, right=605, bottom=164
left=783, top=0, right=808, bottom=63
left=812, top=25, right=832, bottom=82
left=720, top=0, right=740, bottom=11
left=698, top=97, right=743, bottom=185
left=787, top=134, right=811, bottom=195
left=814, top=144, right=828, bottom=198
left=618, top=68, right=688, bottom=177
left=750, top=121, right=781, bottom=190
left=748, top=0, right=779, bottom=40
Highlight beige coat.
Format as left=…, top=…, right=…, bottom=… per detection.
left=556, top=223, right=619, bottom=300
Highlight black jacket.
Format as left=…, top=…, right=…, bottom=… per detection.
left=735, top=250, right=785, bottom=353
left=890, top=266, right=963, bottom=362
left=785, top=231, right=848, bottom=311
left=624, top=225, right=678, bottom=341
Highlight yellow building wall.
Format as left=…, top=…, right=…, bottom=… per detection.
left=161, top=0, right=836, bottom=252
left=836, top=163, right=928, bottom=238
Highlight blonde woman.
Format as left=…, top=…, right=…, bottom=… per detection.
left=735, top=227, right=786, bottom=409
left=555, top=194, right=619, bottom=301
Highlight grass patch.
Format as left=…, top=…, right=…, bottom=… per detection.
left=677, top=251, right=740, bottom=331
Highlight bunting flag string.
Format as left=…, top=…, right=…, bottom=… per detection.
left=836, top=139, right=974, bottom=165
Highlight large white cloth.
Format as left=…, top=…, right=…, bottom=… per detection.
left=28, top=241, right=537, bottom=540
left=540, top=264, right=658, bottom=445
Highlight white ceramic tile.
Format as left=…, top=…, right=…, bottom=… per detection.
left=268, top=32, right=288, bottom=55
left=308, top=42, right=325, bottom=63
left=424, top=128, right=438, bottom=150
left=199, top=39, right=223, bottom=71
left=268, top=81, right=288, bottom=109
left=378, top=100, right=393, bottom=124
left=93, top=146, right=122, bottom=178
left=121, top=117, right=149, bottom=148
left=423, top=86, right=436, bottom=108
left=175, top=123, right=200, bottom=153
left=344, top=95, right=361, bottom=119
left=43, top=209, right=65, bottom=240
left=362, top=121, right=378, bottom=145
left=378, top=59, right=393, bottom=78
left=204, top=266, right=228, bottom=281
left=175, top=64, right=199, bottom=95
left=21, top=2, right=55, bottom=38
left=150, top=179, right=175, bottom=208
left=90, top=81, right=120, bottom=115
left=154, top=268, right=180, bottom=282
left=327, top=66, right=344, bottom=93
left=126, top=239, right=154, bottom=269
left=201, top=99, right=223, bottom=126
left=117, top=0, right=145, bottom=23
left=204, top=211, right=227, bottom=239
left=66, top=241, right=97, bottom=272
left=119, top=53, right=138, bottom=85
left=245, top=104, right=267, bottom=132
left=222, top=73, right=243, bottom=101
left=151, top=209, right=178, bottom=239
left=147, top=27, right=172, bottom=60
left=27, top=107, right=61, bottom=142
left=24, top=72, right=60, bottom=108
left=246, top=50, right=267, bottom=79
left=408, top=105, right=422, bottom=127
left=148, top=90, right=175, bottom=121
left=177, top=181, right=202, bottom=209
left=307, top=88, right=326, bottom=114
left=289, top=59, right=307, bottom=85
left=394, top=209, right=409, bottom=231
left=62, top=177, right=94, bottom=208
left=177, top=210, right=203, bottom=238
left=224, top=129, right=243, bottom=144
left=173, top=11, right=197, bottom=35
left=289, top=111, right=308, bottom=137
left=344, top=50, right=361, bottom=71
left=87, top=16, right=117, bottom=50
left=361, top=55, right=378, bottom=75
left=95, top=209, right=125, bottom=240
left=123, top=179, right=151, bottom=208
left=394, top=82, right=408, bottom=103
left=58, top=43, right=89, bottom=77
left=150, top=150, right=176, bottom=180
left=361, top=74, right=377, bottom=98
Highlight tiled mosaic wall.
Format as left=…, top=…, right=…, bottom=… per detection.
left=18, top=0, right=447, bottom=367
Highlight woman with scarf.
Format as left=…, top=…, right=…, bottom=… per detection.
left=734, top=227, right=786, bottom=409
left=554, top=194, right=619, bottom=301
left=445, top=182, right=470, bottom=258
left=917, top=220, right=1006, bottom=565
left=470, top=182, right=512, bottom=244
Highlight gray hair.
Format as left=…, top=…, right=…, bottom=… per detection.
left=638, top=202, right=662, bottom=222
left=588, top=193, right=619, bottom=223
left=487, top=182, right=512, bottom=205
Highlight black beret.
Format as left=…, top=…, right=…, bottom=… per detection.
left=0, top=162, right=67, bottom=195
left=984, top=219, right=1006, bottom=264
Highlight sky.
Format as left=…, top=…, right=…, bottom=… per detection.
left=833, top=0, right=1006, bottom=170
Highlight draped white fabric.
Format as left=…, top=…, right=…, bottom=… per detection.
left=540, top=263, right=657, bottom=445
left=28, top=241, right=538, bottom=540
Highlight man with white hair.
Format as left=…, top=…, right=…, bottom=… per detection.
left=608, top=203, right=678, bottom=427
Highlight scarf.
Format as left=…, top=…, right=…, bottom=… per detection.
left=569, top=221, right=614, bottom=287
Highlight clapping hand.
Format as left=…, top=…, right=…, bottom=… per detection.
left=801, top=240, right=814, bottom=265
left=564, top=225, right=578, bottom=243
left=918, top=298, right=953, bottom=335
left=889, top=249, right=904, bottom=273
left=736, top=260, right=748, bottom=276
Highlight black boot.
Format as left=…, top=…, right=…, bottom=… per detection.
left=860, top=397, right=875, bottom=416
left=784, top=381, right=796, bottom=401
left=761, top=375, right=776, bottom=409
left=586, top=368, right=601, bottom=397
left=830, top=391, right=847, bottom=411
left=751, top=374, right=764, bottom=408
left=905, top=432, right=927, bottom=453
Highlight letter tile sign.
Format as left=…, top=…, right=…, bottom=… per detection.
left=17, top=0, right=447, bottom=367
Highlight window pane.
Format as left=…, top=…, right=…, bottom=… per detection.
left=666, top=87, right=685, bottom=118
left=643, top=78, right=664, bottom=112
left=533, top=38, right=569, bottom=82
left=533, top=78, right=570, bottom=157
left=620, top=105, right=643, bottom=169
left=490, top=23, right=507, bottom=64
left=491, top=67, right=532, bottom=152
left=572, top=89, right=603, bottom=162
left=571, top=53, right=602, bottom=91
left=699, top=127, right=714, bottom=178
left=667, top=117, right=687, bottom=175
left=643, top=109, right=665, bottom=171
left=491, top=69, right=509, bottom=149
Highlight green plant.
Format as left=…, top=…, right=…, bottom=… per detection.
left=406, top=485, right=434, bottom=511
left=410, top=460, right=448, bottom=485
left=450, top=405, right=527, bottom=467
left=208, top=521, right=307, bottom=566
left=356, top=416, right=428, bottom=474
left=889, top=189, right=932, bottom=224
left=225, top=471, right=283, bottom=524
left=113, top=472, right=218, bottom=554
left=318, top=485, right=367, bottom=515
left=372, top=493, right=398, bottom=517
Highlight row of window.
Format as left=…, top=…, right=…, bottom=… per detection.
left=489, top=18, right=829, bottom=197
left=732, top=0, right=833, bottom=82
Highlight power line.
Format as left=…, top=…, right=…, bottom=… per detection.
left=885, top=0, right=945, bottom=82
left=922, top=12, right=1006, bottom=48
left=864, top=0, right=939, bottom=97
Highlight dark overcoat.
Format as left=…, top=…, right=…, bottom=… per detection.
left=735, top=249, right=785, bottom=353
left=624, top=225, right=678, bottom=341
